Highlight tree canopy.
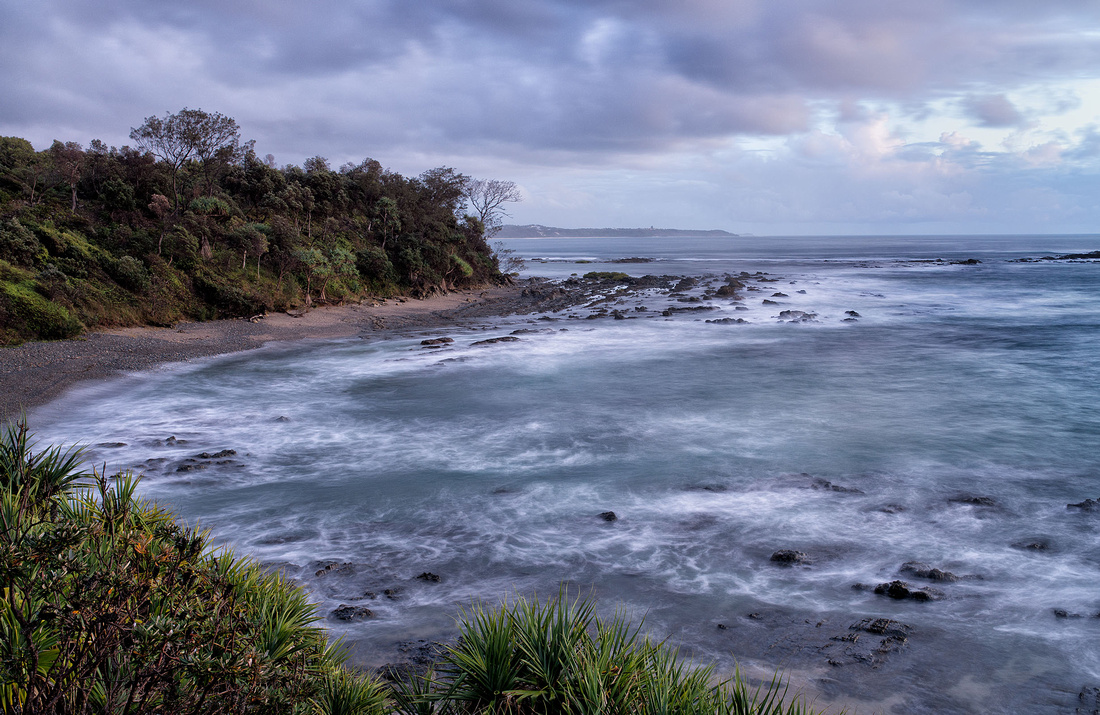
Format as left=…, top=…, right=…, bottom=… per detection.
left=0, top=109, right=513, bottom=344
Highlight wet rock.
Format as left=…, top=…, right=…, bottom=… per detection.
left=716, top=623, right=728, bottom=630
left=421, top=337, right=454, bottom=346
left=164, top=436, right=187, bottom=445
left=416, top=572, right=442, bottom=583
left=822, top=618, right=912, bottom=668
left=796, top=289, right=807, bottom=294
left=762, top=299, right=780, bottom=305
left=1053, top=608, right=1083, bottom=619
left=384, top=588, right=402, bottom=599
left=810, top=477, right=863, bottom=494
left=662, top=305, right=719, bottom=314
left=1079, top=685, right=1100, bottom=715
left=331, top=605, right=374, bottom=621
left=951, top=258, right=982, bottom=265
left=1068, top=498, right=1100, bottom=512
left=598, top=511, right=618, bottom=522
left=705, top=317, right=747, bottom=324
left=872, top=580, right=940, bottom=602
left=275, top=416, right=291, bottom=422
left=771, top=292, right=789, bottom=298
left=196, top=449, right=236, bottom=459
left=97, top=442, right=127, bottom=448
left=899, top=562, right=959, bottom=582
left=845, top=310, right=861, bottom=317
left=673, top=277, right=698, bottom=291
left=770, top=550, right=810, bottom=566
left=715, top=284, right=740, bottom=297
left=315, top=562, right=353, bottom=577
left=175, top=462, right=207, bottom=472
left=778, top=309, right=817, bottom=323
left=471, top=336, right=520, bottom=345
left=876, top=503, right=906, bottom=514
left=948, top=494, right=998, bottom=508
left=1012, top=538, right=1053, bottom=552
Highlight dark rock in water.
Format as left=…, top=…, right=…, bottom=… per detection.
left=810, top=477, right=863, bottom=494
left=872, top=580, right=940, bottom=601
left=685, top=483, right=728, bottom=493
left=1012, top=538, right=1052, bottom=552
left=948, top=494, right=998, bottom=508
left=778, top=309, right=817, bottom=323
left=877, top=503, right=906, bottom=514
left=384, top=588, right=402, bottom=599
left=416, top=572, right=442, bottom=583
left=598, top=511, right=618, bottom=522
left=951, top=258, right=982, bottom=265
left=196, top=449, right=236, bottom=459
left=315, top=562, right=353, bottom=577
left=762, top=299, right=780, bottom=305
left=716, top=623, right=728, bottom=630
left=734, top=306, right=749, bottom=311
left=796, top=289, right=807, bottom=294
left=97, top=442, right=127, bottom=448
left=1079, top=686, right=1100, bottom=715
left=715, top=284, right=739, bottom=297
left=842, top=318, right=858, bottom=322
left=511, top=328, right=553, bottom=335
left=1068, top=498, right=1100, bottom=512
left=275, top=416, right=291, bottom=422
left=853, top=617, right=912, bottom=639
left=331, top=605, right=373, bottom=621
left=176, top=462, right=207, bottom=472
left=421, top=337, right=454, bottom=346
left=770, top=550, right=810, bottom=565
left=845, top=310, right=861, bottom=317
left=471, top=336, right=520, bottom=345
left=674, top=277, right=698, bottom=291
left=899, top=561, right=959, bottom=582
left=705, top=317, right=747, bottom=324
left=165, top=436, right=186, bottom=445
left=1053, top=608, right=1083, bottom=619
left=771, top=292, right=789, bottom=298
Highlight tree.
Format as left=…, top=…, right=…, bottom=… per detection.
left=465, top=178, right=522, bottom=237
left=129, top=108, right=240, bottom=211
left=49, top=141, right=84, bottom=212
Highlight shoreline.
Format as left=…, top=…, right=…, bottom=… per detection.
left=1, top=283, right=535, bottom=423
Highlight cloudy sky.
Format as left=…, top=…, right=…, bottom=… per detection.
left=4, top=1, right=1100, bottom=234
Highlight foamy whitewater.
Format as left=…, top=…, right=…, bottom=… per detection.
left=29, top=236, right=1100, bottom=713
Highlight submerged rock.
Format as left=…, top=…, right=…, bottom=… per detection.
left=416, top=572, right=442, bottom=583
left=421, top=337, right=454, bottom=346
left=770, top=550, right=810, bottom=566
left=899, top=562, right=959, bottom=582
left=810, top=477, right=863, bottom=494
left=778, top=310, right=817, bottom=323
left=948, top=494, right=998, bottom=508
left=872, top=580, right=940, bottom=602
left=1067, top=498, right=1100, bottom=512
left=331, top=605, right=374, bottom=621
left=196, top=449, right=236, bottom=459
left=598, top=511, right=618, bottom=522
left=705, top=317, right=747, bottom=324
left=471, top=336, right=520, bottom=345
left=845, top=310, right=861, bottom=317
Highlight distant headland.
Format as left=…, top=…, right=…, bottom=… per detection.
left=496, top=224, right=738, bottom=238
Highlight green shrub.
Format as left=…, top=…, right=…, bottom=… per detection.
left=401, top=592, right=830, bottom=715
left=0, top=422, right=388, bottom=715
left=106, top=255, right=150, bottom=292
left=0, top=218, right=44, bottom=267
left=0, top=279, right=83, bottom=342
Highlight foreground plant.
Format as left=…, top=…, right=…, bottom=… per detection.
left=401, top=591, right=830, bottom=715
left=0, top=421, right=386, bottom=714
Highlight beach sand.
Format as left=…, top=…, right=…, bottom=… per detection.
left=0, top=283, right=531, bottom=421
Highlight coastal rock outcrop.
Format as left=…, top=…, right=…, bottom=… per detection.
left=899, top=562, right=959, bottom=582
left=471, top=336, right=520, bottom=346
left=770, top=550, right=810, bottom=566
left=331, top=605, right=374, bottom=621
left=598, top=511, right=618, bottom=522
left=872, top=580, right=941, bottom=602
left=1068, top=498, right=1100, bottom=512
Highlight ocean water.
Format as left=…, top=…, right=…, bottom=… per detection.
left=29, top=235, right=1100, bottom=713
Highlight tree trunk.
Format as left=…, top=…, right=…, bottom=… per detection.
left=70, top=184, right=77, bottom=212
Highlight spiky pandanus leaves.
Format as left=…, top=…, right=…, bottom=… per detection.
left=0, top=421, right=386, bottom=715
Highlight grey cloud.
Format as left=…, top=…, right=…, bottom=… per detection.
left=964, top=94, right=1023, bottom=128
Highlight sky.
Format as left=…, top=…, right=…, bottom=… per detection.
left=3, top=1, right=1100, bottom=235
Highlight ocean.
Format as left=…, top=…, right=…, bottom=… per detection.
left=29, top=235, right=1100, bottom=713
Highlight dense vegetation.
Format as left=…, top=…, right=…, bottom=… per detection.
left=0, top=109, right=507, bottom=345
left=1, top=424, right=830, bottom=714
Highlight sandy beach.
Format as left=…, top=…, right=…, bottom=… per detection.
left=0, top=283, right=532, bottom=422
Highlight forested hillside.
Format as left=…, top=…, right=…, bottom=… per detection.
left=0, top=109, right=509, bottom=345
